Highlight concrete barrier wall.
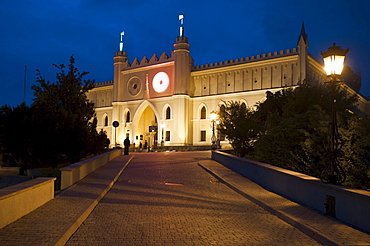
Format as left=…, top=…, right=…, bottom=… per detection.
left=60, top=149, right=122, bottom=190
left=212, top=150, right=370, bottom=233
left=0, top=177, right=56, bottom=229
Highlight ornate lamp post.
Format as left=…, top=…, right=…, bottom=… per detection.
left=210, top=110, right=217, bottom=150
left=160, top=123, right=165, bottom=148
left=320, top=43, right=349, bottom=184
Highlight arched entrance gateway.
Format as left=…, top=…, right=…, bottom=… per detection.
left=132, top=102, right=159, bottom=150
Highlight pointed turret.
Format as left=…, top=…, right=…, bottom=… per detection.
left=297, top=22, right=308, bottom=47
left=297, top=22, right=308, bottom=82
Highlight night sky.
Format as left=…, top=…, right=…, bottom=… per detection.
left=1, top=0, right=369, bottom=106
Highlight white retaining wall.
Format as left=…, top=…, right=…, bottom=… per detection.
left=212, top=150, right=370, bottom=233
left=60, top=149, right=122, bottom=190
left=0, top=177, right=56, bottom=229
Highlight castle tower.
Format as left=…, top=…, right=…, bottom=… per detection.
left=173, top=37, right=192, bottom=94
left=113, top=50, right=128, bottom=102
left=297, top=22, right=309, bottom=83
left=170, top=15, right=193, bottom=145
left=173, top=15, right=192, bottom=95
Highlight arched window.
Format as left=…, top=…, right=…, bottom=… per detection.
left=104, top=115, right=108, bottom=126
left=166, top=107, right=171, bottom=119
left=200, top=106, right=206, bottom=119
left=219, top=105, right=226, bottom=118
left=126, top=111, right=130, bottom=123
left=241, top=102, right=246, bottom=110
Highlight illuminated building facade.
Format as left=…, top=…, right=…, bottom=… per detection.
left=87, top=22, right=367, bottom=149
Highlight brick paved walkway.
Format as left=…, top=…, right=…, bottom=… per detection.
left=65, top=152, right=321, bottom=245
left=199, top=159, right=370, bottom=246
left=1, top=151, right=369, bottom=246
left=0, top=155, right=133, bottom=246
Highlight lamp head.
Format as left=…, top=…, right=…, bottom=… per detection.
left=210, top=110, right=217, bottom=120
left=320, top=43, right=349, bottom=76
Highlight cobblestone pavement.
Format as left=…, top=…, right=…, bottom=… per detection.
left=66, top=152, right=321, bottom=246
left=0, top=154, right=133, bottom=246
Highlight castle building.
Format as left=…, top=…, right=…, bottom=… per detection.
left=87, top=22, right=367, bottom=149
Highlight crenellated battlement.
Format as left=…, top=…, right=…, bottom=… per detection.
left=125, top=51, right=174, bottom=70
left=193, top=48, right=298, bottom=70
left=94, top=80, right=113, bottom=87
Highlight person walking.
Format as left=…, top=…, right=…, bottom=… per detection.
left=144, top=140, right=148, bottom=150
left=123, top=137, right=130, bottom=155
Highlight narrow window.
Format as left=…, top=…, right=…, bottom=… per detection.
left=166, top=107, right=171, bottom=119
left=220, top=105, right=226, bottom=118
left=200, top=106, right=206, bottom=119
left=165, top=131, right=170, bottom=141
left=104, top=115, right=108, bottom=126
left=126, top=111, right=130, bottom=122
left=200, top=130, right=206, bottom=141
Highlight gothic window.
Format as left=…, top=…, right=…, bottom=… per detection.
left=126, top=111, right=130, bottom=123
left=165, top=131, right=170, bottom=141
left=241, top=102, right=246, bottom=110
left=166, top=107, right=171, bottom=119
left=219, top=105, right=226, bottom=118
left=104, top=115, right=108, bottom=126
left=200, top=106, right=206, bottom=119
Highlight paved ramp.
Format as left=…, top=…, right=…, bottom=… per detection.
left=1, top=151, right=369, bottom=245
left=66, top=152, right=321, bottom=245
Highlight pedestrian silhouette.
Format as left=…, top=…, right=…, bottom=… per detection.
left=124, top=137, right=130, bottom=155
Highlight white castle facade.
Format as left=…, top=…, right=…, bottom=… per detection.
left=87, top=23, right=368, bottom=149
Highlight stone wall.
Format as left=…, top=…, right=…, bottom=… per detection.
left=60, top=149, right=122, bottom=190
left=212, top=150, right=370, bottom=233
left=0, top=177, right=56, bottom=229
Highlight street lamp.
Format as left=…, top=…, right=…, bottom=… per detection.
left=320, top=43, right=349, bottom=184
left=160, top=123, right=165, bottom=148
left=210, top=110, right=217, bottom=150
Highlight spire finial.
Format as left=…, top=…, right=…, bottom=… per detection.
left=119, top=31, right=125, bottom=51
left=179, top=14, right=184, bottom=37
left=297, top=22, right=308, bottom=46
left=300, top=22, right=306, bottom=36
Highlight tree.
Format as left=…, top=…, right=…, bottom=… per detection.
left=0, top=56, right=108, bottom=170
left=0, top=103, right=39, bottom=172
left=217, top=101, right=259, bottom=157
left=340, top=116, right=370, bottom=190
left=218, top=81, right=370, bottom=189
left=31, top=55, right=106, bottom=166
left=251, top=81, right=367, bottom=188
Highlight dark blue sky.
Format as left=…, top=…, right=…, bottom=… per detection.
left=1, top=0, right=369, bottom=106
